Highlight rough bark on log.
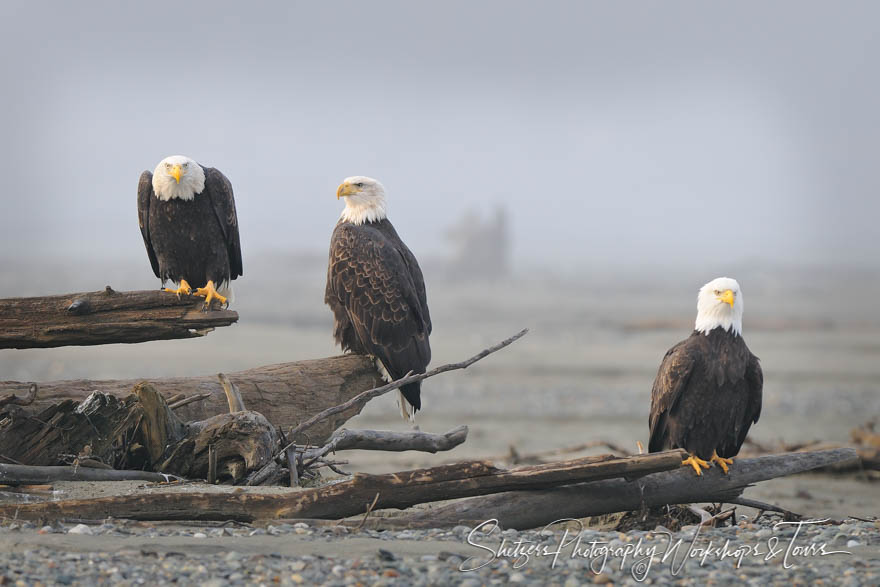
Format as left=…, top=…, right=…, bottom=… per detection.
left=0, top=451, right=686, bottom=522
left=135, top=383, right=278, bottom=483
left=0, top=355, right=382, bottom=445
left=0, top=384, right=279, bottom=483
left=0, top=287, right=238, bottom=349
left=0, top=393, right=139, bottom=467
left=0, top=464, right=176, bottom=486
left=376, top=448, right=859, bottom=530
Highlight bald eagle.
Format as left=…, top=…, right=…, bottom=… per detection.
left=137, top=155, right=242, bottom=308
left=325, top=176, right=432, bottom=421
left=649, top=277, right=763, bottom=475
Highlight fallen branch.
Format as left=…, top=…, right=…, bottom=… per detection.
left=730, top=497, right=805, bottom=522
left=0, top=383, right=38, bottom=409
left=742, top=437, right=879, bottom=472
left=0, top=450, right=684, bottom=522
left=281, top=328, right=528, bottom=450
left=303, top=426, right=469, bottom=461
left=0, top=354, right=381, bottom=445
left=0, top=286, right=238, bottom=349
left=688, top=504, right=736, bottom=527
left=377, top=448, right=858, bottom=530
left=0, top=463, right=179, bottom=486
left=167, top=393, right=212, bottom=411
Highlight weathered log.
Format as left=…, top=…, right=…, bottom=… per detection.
left=0, top=383, right=279, bottom=483
left=0, top=355, right=382, bottom=444
left=0, top=383, right=37, bottom=409
left=303, top=426, right=469, bottom=460
left=0, top=287, right=238, bottom=349
left=0, top=464, right=176, bottom=486
left=0, top=451, right=686, bottom=522
left=742, top=437, right=880, bottom=472
left=135, top=382, right=278, bottom=483
left=0, top=392, right=139, bottom=467
left=376, top=448, right=859, bottom=530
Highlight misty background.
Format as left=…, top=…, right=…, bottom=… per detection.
left=1, top=1, right=878, bottom=271
left=1, top=1, right=878, bottom=493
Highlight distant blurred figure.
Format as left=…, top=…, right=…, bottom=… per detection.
left=325, top=176, right=432, bottom=421
left=137, top=155, right=242, bottom=309
left=649, top=277, right=763, bottom=475
left=445, top=205, right=511, bottom=281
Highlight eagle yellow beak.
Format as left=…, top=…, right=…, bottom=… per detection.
left=717, top=289, right=735, bottom=307
left=337, top=182, right=357, bottom=199
left=170, top=164, right=182, bottom=184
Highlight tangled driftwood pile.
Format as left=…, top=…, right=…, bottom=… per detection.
left=0, top=288, right=866, bottom=529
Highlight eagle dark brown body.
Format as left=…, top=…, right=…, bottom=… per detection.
left=325, top=218, right=431, bottom=412
left=649, top=327, right=763, bottom=460
left=137, top=166, right=242, bottom=290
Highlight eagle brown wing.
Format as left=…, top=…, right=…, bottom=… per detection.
left=202, top=166, right=243, bottom=279
left=136, top=170, right=161, bottom=278
left=396, top=241, right=432, bottom=335
left=718, top=352, right=763, bottom=457
left=325, top=223, right=431, bottom=381
left=648, top=340, right=697, bottom=453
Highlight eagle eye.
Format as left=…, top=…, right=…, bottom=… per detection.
left=355, top=182, right=364, bottom=188
left=713, top=289, right=720, bottom=295
left=183, top=162, right=189, bottom=169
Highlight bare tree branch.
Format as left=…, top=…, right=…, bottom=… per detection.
left=278, top=328, right=528, bottom=457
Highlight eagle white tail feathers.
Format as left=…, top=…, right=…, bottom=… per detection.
left=398, top=390, right=416, bottom=422
left=375, top=358, right=417, bottom=423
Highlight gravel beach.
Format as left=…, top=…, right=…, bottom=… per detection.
left=1, top=516, right=877, bottom=585
left=2, top=267, right=878, bottom=584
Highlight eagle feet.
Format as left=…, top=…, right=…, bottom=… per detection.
left=164, top=279, right=192, bottom=298
left=193, top=280, right=228, bottom=310
left=681, top=454, right=711, bottom=476
left=711, top=452, right=734, bottom=475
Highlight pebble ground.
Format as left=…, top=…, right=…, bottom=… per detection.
left=0, top=517, right=877, bottom=585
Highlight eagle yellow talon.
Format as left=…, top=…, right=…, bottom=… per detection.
left=682, top=454, right=711, bottom=476
left=711, top=452, right=734, bottom=475
left=164, top=279, right=192, bottom=297
left=193, top=280, right=227, bottom=309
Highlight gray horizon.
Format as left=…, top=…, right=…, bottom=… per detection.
left=1, top=1, right=878, bottom=276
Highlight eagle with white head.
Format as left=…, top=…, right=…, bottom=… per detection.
left=325, top=176, right=432, bottom=421
left=649, top=277, right=763, bottom=475
left=137, top=155, right=242, bottom=308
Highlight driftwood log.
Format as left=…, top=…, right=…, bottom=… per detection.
left=371, top=448, right=859, bottom=530
left=0, top=355, right=381, bottom=445
left=304, top=426, right=469, bottom=460
left=0, top=287, right=238, bottom=349
left=0, top=464, right=175, bottom=485
left=0, top=451, right=686, bottom=522
left=134, top=383, right=279, bottom=483
left=246, top=425, right=471, bottom=487
left=0, top=383, right=279, bottom=483
left=0, top=392, right=139, bottom=467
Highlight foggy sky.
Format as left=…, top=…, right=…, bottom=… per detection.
left=1, top=1, right=878, bottom=272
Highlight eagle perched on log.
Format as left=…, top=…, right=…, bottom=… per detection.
left=325, top=176, right=432, bottom=421
left=137, top=155, right=242, bottom=308
left=649, top=277, right=763, bottom=475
